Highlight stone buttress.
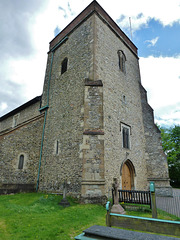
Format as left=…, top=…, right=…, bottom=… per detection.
left=80, top=79, right=106, bottom=202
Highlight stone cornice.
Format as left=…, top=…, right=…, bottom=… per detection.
left=0, top=114, right=44, bottom=137
left=85, top=79, right=103, bottom=87
left=147, top=178, right=170, bottom=181
left=83, top=129, right=104, bottom=135
left=49, top=1, right=138, bottom=56
left=82, top=180, right=105, bottom=185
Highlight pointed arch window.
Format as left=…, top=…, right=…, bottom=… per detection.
left=117, top=50, right=126, bottom=73
left=61, top=57, right=68, bottom=74
left=18, top=154, right=24, bottom=169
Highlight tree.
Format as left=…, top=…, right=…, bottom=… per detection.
left=160, top=125, right=180, bottom=187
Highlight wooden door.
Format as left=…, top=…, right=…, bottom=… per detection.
left=122, top=163, right=131, bottom=190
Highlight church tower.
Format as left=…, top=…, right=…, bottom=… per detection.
left=38, top=1, right=171, bottom=201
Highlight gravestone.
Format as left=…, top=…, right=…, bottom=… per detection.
left=59, top=180, right=70, bottom=207
left=111, top=178, right=125, bottom=214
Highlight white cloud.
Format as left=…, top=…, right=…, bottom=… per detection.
left=155, top=103, right=180, bottom=127
left=145, top=37, right=159, bottom=47
left=139, top=55, right=180, bottom=126
left=30, top=0, right=180, bottom=37
left=0, top=102, right=8, bottom=112
left=100, top=0, right=180, bottom=32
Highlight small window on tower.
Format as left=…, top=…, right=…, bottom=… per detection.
left=123, top=127, right=130, bottom=149
left=61, top=58, right=68, bottom=74
left=117, top=50, right=126, bottom=73
left=56, top=140, right=59, bottom=155
left=18, top=154, right=24, bottom=169
left=54, top=140, right=60, bottom=155
left=120, top=123, right=131, bottom=149
left=123, top=95, right=126, bottom=103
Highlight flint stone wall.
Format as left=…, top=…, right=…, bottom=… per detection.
left=0, top=100, right=41, bottom=132
left=94, top=14, right=148, bottom=194
left=39, top=15, right=94, bottom=197
left=0, top=113, right=43, bottom=191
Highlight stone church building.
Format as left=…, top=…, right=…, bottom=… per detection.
left=0, top=1, right=172, bottom=200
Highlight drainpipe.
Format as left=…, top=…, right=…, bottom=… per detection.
left=36, top=36, right=68, bottom=192
left=36, top=110, right=48, bottom=191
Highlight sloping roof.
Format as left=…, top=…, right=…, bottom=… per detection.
left=0, top=96, right=42, bottom=121
left=49, top=0, right=138, bottom=55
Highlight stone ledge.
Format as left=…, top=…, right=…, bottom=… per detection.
left=147, top=178, right=170, bottom=181
left=83, top=129, right=104, bottom=135
left=0, top=183, right=36, bottom=195
left=80, top=195, right=107, bottom=204
left=84, top=79, right=103, bottom=87
left=82, top=180, right=105, bottom=185
left=0, top=114, right=44, bottom=136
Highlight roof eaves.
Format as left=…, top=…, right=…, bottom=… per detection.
left=0, top=96, right=42, bottom=121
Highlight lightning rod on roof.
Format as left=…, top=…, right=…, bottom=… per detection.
left=129, top=17, right=133, bottom=41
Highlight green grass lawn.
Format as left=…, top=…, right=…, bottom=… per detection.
left=0, top=193, right=106, bottom=240
left=0, top=193, right=179, bottom=240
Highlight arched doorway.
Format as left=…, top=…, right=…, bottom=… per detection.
left=120, top=160, right=135, bottom=190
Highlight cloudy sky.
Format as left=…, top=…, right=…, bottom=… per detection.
left=0, top=0, right=180, bottom=127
